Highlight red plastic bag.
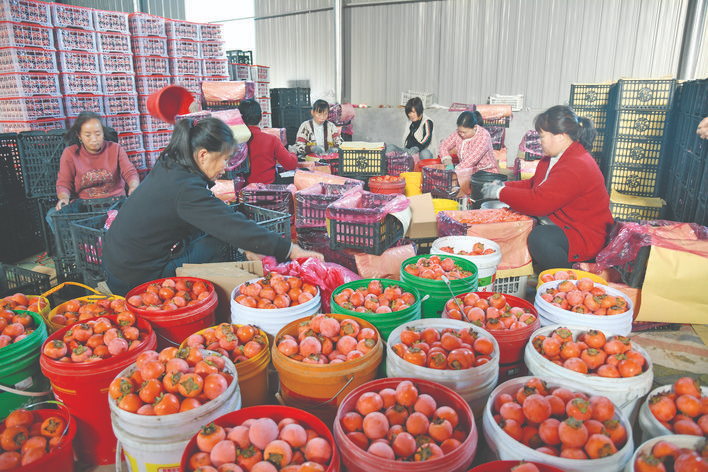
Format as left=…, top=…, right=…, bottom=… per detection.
left=325, top=189, right=410, bottom=224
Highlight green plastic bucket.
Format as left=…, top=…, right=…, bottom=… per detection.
left=0, top=310, right=50, bottom=418
left=330, top=278, right=422, bottom=340
left=399, top=254, right=478, bottom=318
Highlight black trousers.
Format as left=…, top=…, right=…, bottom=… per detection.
left=528, top=224, right=572, bottom=272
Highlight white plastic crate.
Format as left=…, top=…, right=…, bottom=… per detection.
left=117, top=132, right=144, bottom=152
left=204, top=75, right=228, bottom=82
left=199, top=41, right=225, bottom=59
left=142, top=130, right=172, bottom=151
left=400, top=90, right=434, bottom=108
left=0, top=72, right=60, bottom=97
left=139, top=113, right=173, bottom=132
left=0, top=21, right=54, bottom=49
left=0, top=96, right=64, bottom=120
left=58, top=50, right=99, bottom=74
left=128, top=13, right=166, bottom=38
left=168, top=38, right=200, bottom=58
left=0, top=117, right=65, bottom=132
left=51, top=3, right=94, bottom=30
left=0, top=47, right=57, bottom=73
left=103, top=93, right=139, bottom=115
left=172, top=75, right=201, bottom=94
left=126, top=150, right=146, bottom=169
left=255, top=81, right=270, bottom=98
left=203, top=59, right=229, bottom=77
left=488, top=93, right=524, bottom=112
left=259, top=112, right=272, bottom=129
left=231, top=63, right=251, bottom=81
left=145, top=150, right=161, bottom=167
left=106, top=113, right=140, bottom=134
left=60, top=72, right=102, bottom=95
left=99, top=53, right=134, bottom=74
left=131, top=36, right=168, bottom=57
left=97, top=32, right=131, bottom=54
left=165, top=20, right=200, bottom=41
left=134, top=55, right=170, bottom=76
left=93, top=9, right=129, bottom=34
left=64, top=94, right=104, bottom=116
left=251, top=65, right=269, bottom=82
left=169, top=57, right=200, bottom=76
left=0, top=0, right=51, bottom=26
left=199, top=23, right=223, bottom=42
left=137, top=94, right=149, bottom=114
left=256, top=97, right=271, bottom=114
left=491, top=274, right=528, bottom=299
left=55, top=28, right=97, bottom=52
left=102, top=74, right=136, bottom=95
left=136, top=75, right=171, bottom=95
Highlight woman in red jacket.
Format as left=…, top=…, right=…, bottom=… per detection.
left=482, top=105, right=613, bottom=271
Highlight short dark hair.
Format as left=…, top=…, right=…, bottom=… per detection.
left=534, top=105, right=597, bottom=151
left=405, top=97, right=424, bottom=116
left=312, top=99, right=330, bottom=113
left=456, top=110, right=480, bottom=129
left=238, top=99, right=262, bottom=126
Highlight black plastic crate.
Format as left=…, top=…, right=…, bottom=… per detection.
left=606, top=163, right=661, bottom=197
left=569, top=83, right=612, bottom=108
left=0, top=263, right=50, bottom=298
left=573, top=107, right=608, bottom=131
left=406, top=236, right=437, bottom=255
left=17, top=129, right=67, bottom=198
left=694, top=197, right=708, bottom=226
left=385, top=152, right=414, bottom=176
left=322, top=244, right=358, bottom=274
left=591, top=152, right=604, bottom=172
left=486, top=126, right=505, bottom=150
left=295, top=181, right=361, bottom=229
left=317, top=154, right=341, bottom=175
left=481, top=116, right=510, bottom=128
left=69, top=214, right=108, bottom=280
left=271, top=107, right=309, bottom=130
left=338, top=147, right=385, bottom=180
left=222, top=155, right=250, bottom=179
left=607, top=109, right=669, bottom=139
left=270, top=88, right=310, bottom=108
left=226, top=49, right=252, bottom=65
left=604, top=137, right=664, bottom=167
left=53, top=255, right=86, bottom=299
left=0, top=133, right=25, bottom=202
left=226, top=202, right=291, bottom=261
left=611, top=79, right=676, bottom=110
left=615, top=244, right=650, bottom=289
left=671, top=181, right=698, bottom=223
left=239, top=184, right=294, bottom=220
left=295, top=227, right=329, bottom=251
left=329, top=213, right=403, bottom=256
left=609, top=199, right=666, bottom=221
left=0, top=196, right=46, bottom=263
left=421, top=166, right=457, bottom=199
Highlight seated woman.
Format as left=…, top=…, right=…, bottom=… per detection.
left=439, top=110, right=499, bottom=173
left=387, top=96, right=434, bottom=159
left=295, top=100, right=343, bottom=156
left=482, top=105, right=614, bottom=272
left=102, top=117, right=322, bottom=296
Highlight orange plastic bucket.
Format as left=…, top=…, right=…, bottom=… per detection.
left=125, top=277, right=218, bottom=350
left=39, top=315, right=157, bottom=465
left=19, top=405, right=77, bottom=472
left=146, top=85, right=194, bottom=124
left=368, top=176, right=406, bottom=194
left=413, top=158, right=441, bottom=172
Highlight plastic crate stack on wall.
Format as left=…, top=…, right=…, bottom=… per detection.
left=165, top=18, right=201, bottom=112
left=271, top=88, right=311, bottom=145
left=0, top=1, right=65, bottom=132
left=250, top=64, right=271, bottom=128
left=199, top=22, right=228, bottom=84
left=569, top=82, right=613, bottom=170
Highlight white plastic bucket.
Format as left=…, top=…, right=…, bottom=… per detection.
left=535, top=281, right=634, bottom=335
left=230, top=277, right=321, bottom=338
left=109, top=351, right=242, bottom=472
left=431, top=236, right=502, bottom=291
left=624, top=434, right=705, bottom=472
left=482, top=376, right=634, bottom=472
left=386, top=318, right=499, bottom=418
left=524, top=324, right=654, bottom=424
left=637, top=384, right=708, bottom=443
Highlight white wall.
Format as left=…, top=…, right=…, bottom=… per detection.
left=185, top=0, right=256, bottom=55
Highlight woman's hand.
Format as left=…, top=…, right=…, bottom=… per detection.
left=55, top=197, right=70, bottom=211
left=698, top=117, right=708, bottom=140
left=289, top=244, right=324, bottom=262
left=127, top=183, right=139, bottom=196
left=244, top=251, right=263, bottom=262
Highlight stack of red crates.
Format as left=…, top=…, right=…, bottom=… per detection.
left=199, top=23, right=229, bottom=84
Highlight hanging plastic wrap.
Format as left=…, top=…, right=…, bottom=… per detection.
left=325, top=189, right=410, bottom=224
left=261, top=127, right=287, bottom=146
left=519, top=129, right=543, bottom=158
left=200, top=80, right=255, bottom=103
left=471, top=104, right=513, bottom=120
left=293, top=169, right=363, bottom=190
left=295, top=181, right=363, bottom=229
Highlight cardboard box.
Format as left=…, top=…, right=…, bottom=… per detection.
left=405, top=193, right=439, bottom=239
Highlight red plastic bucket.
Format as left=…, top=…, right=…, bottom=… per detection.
left=442, top=291, right=539, bottom=365
left=125, top=277, right=217, bottom=350
left=414, top=158, right=442, bottom=172
left=18, top=407, right=77, bottom=472
left=368, top=176, right=406, bottom=195
left=468, top=460, right=566, bottom=472
left=334, top=377, right=478, bottom=472
left=180, top=405, right=341, bottom=472
left=146, top=85, right=194, bottom=124
left=39, top=315, right=157, bottom=465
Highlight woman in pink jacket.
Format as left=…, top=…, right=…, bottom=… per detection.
left=439, top=110, right=499, bottom=173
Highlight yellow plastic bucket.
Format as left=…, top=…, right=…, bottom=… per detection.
left=43, top=282, right=124, bottom=331
left=23, top=295, right=53, bottom=332
left=537, top=268, right=608, bottom=289
left=400, top=171, right=422, bottom=196
left=271, top=314, right=383, bottom=429
left=180, top=324, right=271, bottom=408
left=433, top=198, right=460, bottom=213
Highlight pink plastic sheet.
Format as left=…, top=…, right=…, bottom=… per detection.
left=519, top=130, right=543, bottom=156
left=354, top=244, right=416, bottom=279
left=293, top=169, right=363, bottom=190
left=261, top=127, right=287, bottom=146
left=201, top=80, right=255, bottom=103
left=325, top=189, right=410, bottom=224
left=211, top=179, right=238, bottom=202
left=471, top=104, right=513, bottom=120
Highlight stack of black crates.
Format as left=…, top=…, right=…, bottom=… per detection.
left=270, top=88, right=311, bottom=146
left=665, top=79, right=708, bottom=225
left=569, top=83, right=612, bottom=169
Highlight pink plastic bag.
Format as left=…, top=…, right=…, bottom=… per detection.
left=325, top=189, right=410, bottom=224
left=201, top=80, right=255, bottom=102
left=354, top=244, right=416, bottom=279
left=261, top=256, right=361, bottom=312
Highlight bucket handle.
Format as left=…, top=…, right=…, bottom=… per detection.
left=0, top=383, right=52, bottom=397
left=279, top=375, right=355, bottom=410
left=116, top=440, right=124, bottom=472
left=40, top=281, right=103, bottom=299
left=23, top=400, right=72, bottom=440
left=154, top=330, right=181, bottom=348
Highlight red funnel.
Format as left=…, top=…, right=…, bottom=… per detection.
left=147, top=85, right=195, bottom=124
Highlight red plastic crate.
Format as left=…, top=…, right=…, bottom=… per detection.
left=199, top=23, right=223, bottom=42
left=169, top=57, right=201, bottom=76
left=134, top=55, right=170, bottom=76
left=168, top=38, right=200, bottom=58
left=0, top=21, right=54, bottom=49
left=103, top=93, right=138, bottom=115
left=93, top=9, right=129, bottom=34
left=251, top=65, right=270, bottom=82
left=51, top=3, right=94, bottom=30
left=99, top=53, right=134, bottom=74
left=139, top=114, right=173, bottom=133
left=199, top=41, right=224, bottom=59
left=142, top=130, right=172, bottom=151
left=255, top=81, right=270, bottom=98
left=135, top=75, right=171, bottom=95
left=0, top=96, right=64, bottom=120
left=203, top=58, right=229, bottom=77
left=96, top=32, right=131, bottom=54
left=126, top=150, right=145, bottom=169
left=260, top=112, right=272, bottom=129
left=131, top=36, right=168, bottom=57
left=60, top=72, right=102, bottom=95
left=117, top=133, right=144, bottom=153
left=204, top=75, right=228, bottom=82
left=145, top=150, right=160, bottom=167
left=137, top=94, right=149, bottom=114
left=64, top=94, right=104, bottom=117
left=101, top=73, right=136, bottom=95
left=0, top=47, right=57, bottom=73
left=106, top=114, right=140, bottom=134
left=57, top=50, right=99, bottom=74
left=128, top=12, right=166, bottom=38
left=0, top=0, right=52, bottom=26
left=256, top=97, right=271, bottom=114
left=55, top=28, right=97, bottom=52
left=0, top=117, right=65, bottom=133
left=165, top=19, right=200, bottom=41
left=0, top=72, right=60, bottom=97
left=172, top=75, right=201, bottom=94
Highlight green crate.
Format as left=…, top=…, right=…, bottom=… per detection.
left=569, top=83, right=612, bottom=108
left=613, top=79, right=676, bottom=109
